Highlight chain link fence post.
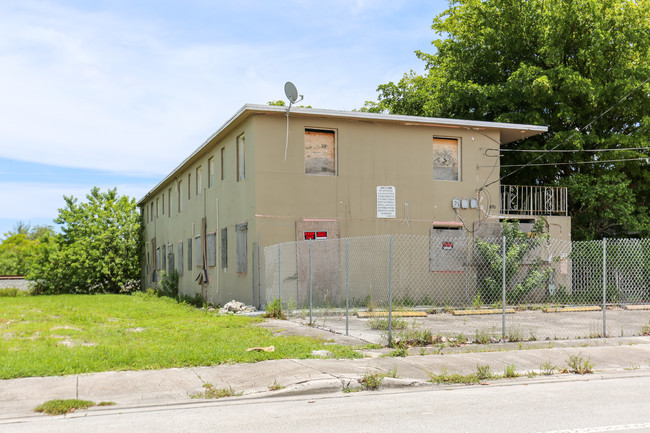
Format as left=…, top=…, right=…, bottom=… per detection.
left=257, top=232, right=262, bottom=309
left=388, top=236, right=393, bottom=347
left=345, top=238, right=350, bottom=336
left=309, top=239, right=313, bottom=325
left=502, top=235, right=507, bottom=339
left=603, top=237, right=607, bottom=338
left=277, top=243, right=281, bottom=305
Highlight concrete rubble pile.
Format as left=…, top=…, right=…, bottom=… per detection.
left=220, top=300, right=257, bottom=314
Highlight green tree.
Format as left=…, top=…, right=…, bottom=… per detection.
left=475, top=219, right=552, bottom=304
left=29, top=188, right=142, bottom=294
left=0, top=222, right=54, bottom=275
left=364, top=0, right=650, bottom=240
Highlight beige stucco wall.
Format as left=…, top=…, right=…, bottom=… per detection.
left=141, top=117, right=257, bottom=305
left=253, top=112, right=502, bottom=247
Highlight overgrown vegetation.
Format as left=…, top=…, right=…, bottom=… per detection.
left=475, top=220, right=552, bottom=304
left=28, top=187, right=142, bottom=294
left=566, top=353, right=594, bottom=374
left=264, top=298, right=287, bottom=319
left=0, top=294, right=360, bottom=379
left=0, top=222, right=55, bottom=275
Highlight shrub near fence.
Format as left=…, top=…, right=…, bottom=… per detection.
left=263, top=235, right=650, bottom=345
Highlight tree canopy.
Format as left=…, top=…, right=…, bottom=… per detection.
left=29, top=187, right=142, bottom=294
left=364, top=0, right=650, bottom=240
left=0, top=222, right=55, bottom=275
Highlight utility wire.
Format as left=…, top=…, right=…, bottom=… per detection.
left=487, top=146, right=650, bottom=154
left=483, top=157, right=650, bottom=168
left=484, top=76, right=650, bottom=188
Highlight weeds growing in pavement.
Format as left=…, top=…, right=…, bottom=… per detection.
left=566, top=353, right=593, bottom=374
left=540, top=361, right=557, bottom=375
left=191, top=383, right=241, bottom=399
left=504, top=364, right=519, bottom=378
left=34, top=399, right=98, bottom=416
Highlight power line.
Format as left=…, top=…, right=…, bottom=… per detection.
left=482, top=157, right=650, bottom=168
left=489, top=146, right=650, bottom=154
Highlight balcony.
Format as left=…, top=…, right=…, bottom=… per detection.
left=500, top=185, right=568, bottom=216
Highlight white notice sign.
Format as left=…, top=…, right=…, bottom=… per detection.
left=377, top=186, right=396, bottom=218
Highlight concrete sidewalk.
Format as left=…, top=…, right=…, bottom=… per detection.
left=2, top=325, right=650, bottom=422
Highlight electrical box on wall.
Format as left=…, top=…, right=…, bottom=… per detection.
left=461, top=199, right=469, bottom=209
left=470, top=198, right=479, bottom=209
left=451, top=198, right=461, bottom=209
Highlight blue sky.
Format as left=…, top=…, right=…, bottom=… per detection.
left=0, top=0, right=450, bottom=238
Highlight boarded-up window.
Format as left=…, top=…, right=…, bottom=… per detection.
left=168, top=188, right=172, bottom=216
left=177, top=241, right=184, bottom=276
left=433, top=137, right=460, bottom=181
left=220, top=147, right=224, bottom=180
left=167, top=244, right=174, bottom=272
left=196, top=166, right=202, bottom=195
left=207, top=232, right=217, bottom=267
left=221, top=228, right=228, bottom=269
left=178, top=180, right=183, bottom=212
left=161, top=245, right=167, bottom=272
left=194, top=235, right=201, bottom=267
left=236, top=222, right=247, bottom=274
left=305, top=129, right=336, bottom=175
left=187, top=237, right=192, bottom=271
left=208, top=157, right=215, bottom=188
left=237, top=134, right=245, bottom=181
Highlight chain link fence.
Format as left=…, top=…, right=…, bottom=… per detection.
left=262, top=234, right=650, bottom=346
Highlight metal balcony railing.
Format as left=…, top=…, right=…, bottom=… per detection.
left=500, top=185, right=568, bottom=216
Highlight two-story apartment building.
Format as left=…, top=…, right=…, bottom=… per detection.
left=138, top=104, right=570, bottom=306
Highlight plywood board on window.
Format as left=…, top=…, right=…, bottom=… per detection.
left=305, top=129, right=335, bottom=175
left=433, top=137, right=459, bottom=181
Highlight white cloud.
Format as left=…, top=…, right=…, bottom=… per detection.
left=0, top=1, right=440, bottom=178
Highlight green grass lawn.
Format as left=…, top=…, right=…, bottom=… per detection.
left=0, top=293, right=360, bottom=379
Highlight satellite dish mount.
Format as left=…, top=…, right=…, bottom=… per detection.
left=284, top=81, right=304, bottom=111
left=283, top=82, right=304, bottom=161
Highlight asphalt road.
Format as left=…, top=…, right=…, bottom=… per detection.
left=4, top=372, right=650, bottom=433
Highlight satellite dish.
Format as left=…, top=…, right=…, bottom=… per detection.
left=284, top=82, right=299, bottom=104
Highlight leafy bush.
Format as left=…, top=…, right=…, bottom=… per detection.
left=28, top=188, right=142, bottom=294
left=475, top=220, right=552, bottom=304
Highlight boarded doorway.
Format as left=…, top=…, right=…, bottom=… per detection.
left=295, top=220, right=339, bottom=307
